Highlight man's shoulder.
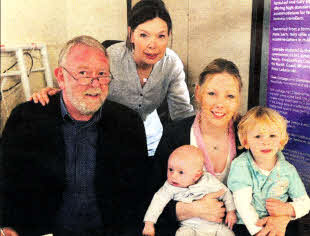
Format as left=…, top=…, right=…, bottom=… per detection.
left=9, top=94, right=60, bottom=120
left=2, top=94, right=61, bottom=141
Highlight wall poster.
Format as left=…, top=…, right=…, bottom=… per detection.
left=267, top=0, right=310, bottom=193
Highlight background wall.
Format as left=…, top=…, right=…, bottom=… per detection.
left=1, top=0, right=252, bottom=133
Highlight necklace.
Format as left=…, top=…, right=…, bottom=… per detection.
left=137, top=68, right=151, bottom=87
left=206, top=128, right=229, bottom=152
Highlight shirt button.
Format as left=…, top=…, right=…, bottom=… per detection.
left=140, top=93, right=143, bottom=96
left=138, top=104, right=141, bottom=108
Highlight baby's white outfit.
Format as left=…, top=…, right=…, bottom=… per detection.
left=144, top=172, right=235, bottom=236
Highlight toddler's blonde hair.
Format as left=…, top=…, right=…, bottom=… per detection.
left=238, top=106, right=289, bottom=150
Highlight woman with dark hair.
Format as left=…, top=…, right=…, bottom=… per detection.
left=31, top=0, right=194, bottom=157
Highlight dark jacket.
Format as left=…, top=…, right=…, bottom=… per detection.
left=1, top=94, right=149, bottom=236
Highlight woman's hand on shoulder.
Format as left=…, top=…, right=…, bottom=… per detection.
left=29, top=87, right=60, bottom=106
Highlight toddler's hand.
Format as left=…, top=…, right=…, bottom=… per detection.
left=225, top=210, right=237, bottom=230
left=266, top=198, right=295, bottom=217
left=142, top=221, right=155, bottom=236
left=2, top=227, right=19, bottom=236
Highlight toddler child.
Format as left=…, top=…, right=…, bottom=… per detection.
left=228, top=106, right=310, bottom=235
left=143, top=145, right=236, bottom=236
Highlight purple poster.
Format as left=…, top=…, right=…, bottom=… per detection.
left=267, top=0, right=310, bottom=193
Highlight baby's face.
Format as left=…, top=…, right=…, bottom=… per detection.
left=167, top=155, right=201, bottom=188
left=245, top=123, right=282, bottom=161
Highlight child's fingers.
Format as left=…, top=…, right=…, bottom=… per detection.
left=228, top=220, right=232, bottom=230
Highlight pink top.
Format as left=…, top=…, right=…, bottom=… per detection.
left=193, top=112, right=236, bottom=176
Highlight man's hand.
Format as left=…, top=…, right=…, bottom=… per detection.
left=266, top=198, right=295, bottom=217
left=142, top=221, right=155, bottom=236
left=225, top=210, right=237, bottom=230
left=176, top=189, right=226, bottom=223
left=2, top=227, right=19, bottom=236
left=256, top=215, right=290, bottom=236
left=29, top=87, right=60, bottom=105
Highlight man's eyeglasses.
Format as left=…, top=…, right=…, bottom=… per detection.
left=61, top=66, right=112, bottom=85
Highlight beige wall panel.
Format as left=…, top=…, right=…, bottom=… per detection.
left=66, top=0, right=127, bottom=42
left=168, top=9, right=189, bottom=70
left=165, top=0, right=188, bottom=10
left=180, top=0, right=252, bottom=114
left=2, top=0, right=66, bottom=45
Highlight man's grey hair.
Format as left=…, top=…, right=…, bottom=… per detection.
left=58, top=35, right=107, bottom=66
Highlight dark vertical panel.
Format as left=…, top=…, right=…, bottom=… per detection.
left=259, top=0, right=270, bottom=106
left=127, top=0, right=132, bottom=25
left=248, top=0, right=264, bottom=109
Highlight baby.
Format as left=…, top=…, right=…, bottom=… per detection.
left=228, top=106, right=310, bottom=235
left=143, top=145, right=236, bottom=236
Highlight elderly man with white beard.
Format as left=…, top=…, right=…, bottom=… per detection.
left=1, top=35, right=149, bottom=236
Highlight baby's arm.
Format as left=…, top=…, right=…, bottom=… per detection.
left=221, top=184, right=237, bottom=230
left=201, top=172, right=237, bottom=229
left=143, top=182, right=175, bottom=235
left=225, top=210, right=237, bottom=230
left=211, top=176, right=237, bottom=229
